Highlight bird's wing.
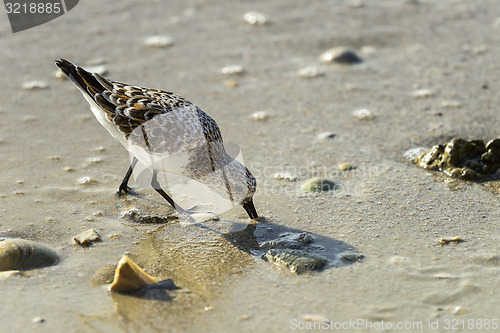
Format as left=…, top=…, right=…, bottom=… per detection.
left=55, top=59, right=223, bottom=153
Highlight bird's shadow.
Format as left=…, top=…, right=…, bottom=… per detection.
left=176, top=215, right=362, bottom=271
left=119, top=192, right=362, bottom=271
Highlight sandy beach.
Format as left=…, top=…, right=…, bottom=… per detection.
left=0, top=0, right=499, bottom=332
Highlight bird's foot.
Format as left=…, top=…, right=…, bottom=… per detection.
left=117, top=185, right=137, bottom=197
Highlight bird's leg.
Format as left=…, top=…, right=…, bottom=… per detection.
left=117, top=157, right=138, bottom=197
left=151, top=171, right=192, bottom=221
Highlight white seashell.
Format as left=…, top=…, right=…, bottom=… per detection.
left=144, top=35, right=174, bottom=48
left=22, top=80, right=48, bottom=90
left=297, top=66, right=325, bottom=78
left=251, top=111, right=270, bottom=121
left=221, top=65, right=244, bottom=75
left=244, top=11, right=267, bottom=25
left=413, top=89, right=434, bottom=98
left=351, top=108, right=375, bottom=120
left=78, top=176, right=98, bottom=185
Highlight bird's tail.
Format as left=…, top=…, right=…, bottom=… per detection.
left=55, top=58, right=110, bottom=98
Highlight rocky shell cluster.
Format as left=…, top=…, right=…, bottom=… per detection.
left=416, top=138, right=500, bottom=180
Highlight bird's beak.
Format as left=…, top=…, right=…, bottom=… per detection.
left=243, top=198, right=258, bottom=219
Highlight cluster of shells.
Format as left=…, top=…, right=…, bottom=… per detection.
left=416, top=138, right=500, bottom=180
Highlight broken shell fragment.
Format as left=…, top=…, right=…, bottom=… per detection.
left=437, top=236, right=462, bottom=245
left=74, top=229, right=101, bottom=247
left=109, top=256, right=159, bottom=292
left=0, top=238, right=59, bottom=271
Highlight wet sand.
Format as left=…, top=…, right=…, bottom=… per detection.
left=0, top=0, right=499, bottom=332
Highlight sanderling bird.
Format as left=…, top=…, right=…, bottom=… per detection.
left=55, top=59, right=258, bottom=220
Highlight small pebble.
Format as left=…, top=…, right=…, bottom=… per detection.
left=274, top=172, right=297, bottom=181
left=78, top=176, right=98, bottom=185
left=144, top=35, right=174, bottom=48
left=351, top=108, right=375, bottom=120
left=251, top=111, right=270, bottom=121
left=22, top=80, right=48, bottom=90
left=338, top=163, right=356, bottom=171
left=74, top=229, right=101, bottom=247
left=244, top=11, right=267, bottom=25
left=413, top=89, right=435, bottom=98
left=437, top=236, right=462, bottom=245
left=320, top=47, right=362, bottom=64
left=315, top=132, right=336, bottom=141
left=453, top=306, right=467, bottom=315
left=440, top=100, right=462, bottom=109
left=63, top=166, right=74, bottom=172
left=32, top=317, right=45, bottom=324
left=85, top=157, right=103, bottom=166
left=297, top=66, right=325, bottom=78
left=221, top=65, right=244, bottom=75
